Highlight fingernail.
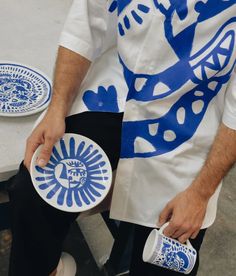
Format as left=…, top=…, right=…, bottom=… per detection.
left=38, top=159, right=46, bottom=167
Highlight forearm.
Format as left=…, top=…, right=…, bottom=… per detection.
left=190, top=123, right=236, bottom=199
left=47, top=46, right=91, bottom=118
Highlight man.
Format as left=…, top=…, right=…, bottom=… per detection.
left=8, top=0, right=236, bottom=275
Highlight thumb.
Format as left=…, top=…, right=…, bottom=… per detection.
left=158, top=203, right=173, bottom=226
left=37, top=138, right=55, bottom=167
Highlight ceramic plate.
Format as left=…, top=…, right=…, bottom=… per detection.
left=30, top=133, right=112, bottom=212
left=0, top=62, right=51, bottom=117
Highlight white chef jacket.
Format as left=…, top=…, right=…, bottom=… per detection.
left=58, top=0, right=236, bottom=228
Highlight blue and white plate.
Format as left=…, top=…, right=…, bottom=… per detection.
left=30, top=134, right=113, bottom=212
left=0, top=62, right=51, bottom=117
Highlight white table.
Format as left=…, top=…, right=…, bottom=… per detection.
left=0, top=0, right=72, bottom=181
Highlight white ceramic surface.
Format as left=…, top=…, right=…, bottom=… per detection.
left=0, top=62, right=52, bottom=117
left=143, top=223, right=197, bottom=274
left=30, top=133, right=112, bottom=212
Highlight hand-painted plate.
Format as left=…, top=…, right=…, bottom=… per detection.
left=30, top=133, right=112, bottom=212
left=0, top=62, right=51, bottom=117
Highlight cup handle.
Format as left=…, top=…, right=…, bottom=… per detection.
left=159, top=222, right=194, bottom=249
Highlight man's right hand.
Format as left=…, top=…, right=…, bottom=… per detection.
left=23, top=111, right=66, bottom=172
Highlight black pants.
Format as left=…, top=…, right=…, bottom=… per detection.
left=7, top=112, right=206, bottom=276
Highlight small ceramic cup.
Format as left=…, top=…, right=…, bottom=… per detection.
left=143, top=223, right=197, bottom=274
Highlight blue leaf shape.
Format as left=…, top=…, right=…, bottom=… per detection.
left=60, top=139, right=69, bottom=158
left=83, top=85, right=119, bottom=112
left=84, top=187, right=96, bottom=202
left=57, top=187, right=66, bottom=206
left=67, top=189, right=73, bottom=207
left=80, top=189, right=90, bottom=205
left=86, top=154, right=103, bottom=166
left=87, top=185, right=102, bottom=197
left=46, top=185, right=60, bottom=199
left=35, top=165, right=53, bottom=175
left=76, top=141, right=85, bottom=158
left=74, top=191, right=82, bottom=207
left=90, top=181, right=106, bottom=190
left=69, top=137, right=76, bottom=158
left=52, top=146, right=62, bottom=161
left=88, top=161, right=106, bottom=170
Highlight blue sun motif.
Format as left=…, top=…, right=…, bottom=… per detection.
left=109, top=0, right=150, bottom=36
left=33, top=136, right=111, bottom=210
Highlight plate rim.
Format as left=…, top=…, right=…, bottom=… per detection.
left=0, top=60, right=52, bottom=117
left=30, top=133, right=113, bottom=213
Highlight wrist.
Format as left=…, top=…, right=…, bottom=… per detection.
left=188, top=180, right=215, bottom=201
left=46, top=104, right=67, bottom=120
left=47, top=98, right=69, bottom=119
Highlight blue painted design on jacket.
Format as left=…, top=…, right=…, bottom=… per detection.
left=121, top=71, right=233, bottom=158
left=119, top=3, right=236, bottom=159
left=109, top=0, right=132, bottom=15
left=121, top=23, right=235, bottom=102
left=195, top=0, right=236, bottom=22
left=83, top=85, right=119, bottom=112
left=153, top=0, right=236, bottom=59
left=109, top=0, right=150, bottom=36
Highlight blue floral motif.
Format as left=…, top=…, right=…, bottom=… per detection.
left=83, top=85, right=119, bottom=112
left=0, top=63, right=51, bottom=115
left=109, top=0, right=150, bottom=36
left=153, top=235, right=196, bottom=274
left=34, top=137, right=110, bottom=208
left=109, top=0, right=132, bottom=15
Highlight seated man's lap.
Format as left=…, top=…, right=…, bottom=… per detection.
left=7, top=111, right=123, bottom=218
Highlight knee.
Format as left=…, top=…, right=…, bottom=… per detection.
left=7, top=161, right=35, bottom=203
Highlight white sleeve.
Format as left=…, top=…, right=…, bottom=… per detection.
left=59, top=0, right=113, bottom=62
left=222, top=68, right=236, bottom=130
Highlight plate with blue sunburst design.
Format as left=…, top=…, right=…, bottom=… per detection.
left=30, top=133, right=112, bottom=212
left=0, top=62, right=51, bottom=117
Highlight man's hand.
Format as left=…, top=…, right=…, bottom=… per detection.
left=23, top=46, right=90, bottom=172
left=158, top=187, right=209, bottom=243
left=158, top=123, right=236, bottom=243
left=23, top=111, right=65, bottom=172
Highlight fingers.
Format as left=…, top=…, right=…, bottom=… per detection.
left=165, top=221, right=201, bottom=243
left=190, top=229, right=200, bottom=240
left=163, top=220, right=181, bottom=238
left=159, top=202, right=173, bottom=226
left=159, top=204, right=201, bottom=242
left=24, top=138, right=41, bottom=171
left=178, top=233, right=192, bottom=244
left=37, top=136, right=56, bottom=167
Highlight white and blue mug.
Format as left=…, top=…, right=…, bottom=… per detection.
left=143, top=223, right=197, bottom=274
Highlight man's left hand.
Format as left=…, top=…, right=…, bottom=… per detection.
left=158, top=187, right=209, bottom=243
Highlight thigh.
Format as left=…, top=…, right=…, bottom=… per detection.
left=65, top=112, right=123, bottom=215
left=130, top=224, right=206, bottom=276
left=65, top=111, right=123, bottom=171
